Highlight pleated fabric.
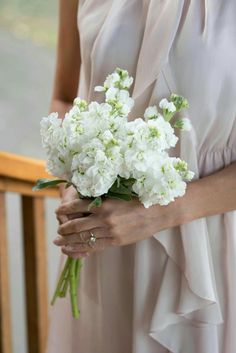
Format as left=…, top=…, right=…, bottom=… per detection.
left=46, top=1, right=236, bottom=352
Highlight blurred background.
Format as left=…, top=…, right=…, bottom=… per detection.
left=0, top=1, right=61, bottom=352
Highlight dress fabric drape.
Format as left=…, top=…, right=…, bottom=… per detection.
left=46, top=1, right=236, bottom=352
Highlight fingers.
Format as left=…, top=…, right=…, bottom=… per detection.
left=56, top=206, right=84, bottom=226
left=54, top=227, right=111, bottom=246
left=61, top=237, right=114, bottom=257
left=67, top=212, right=85, bottom=220
left=57, top=213, right=106, bottom=235
left=56, top=213, right=69, bottom=225
left=56, top=199, right=93, bottom=216
left=55, top=198, right=116, bottom=258
left=60, top=186, right=79, bottom=203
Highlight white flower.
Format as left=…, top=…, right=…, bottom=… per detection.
left=181, top=118, right=192, bottom=131
left=105, top=88, right=134, bottom=116
left=104, top=72, right=120, bottom=89
left=119, top=114, right=180, bottom=184
left=173, top=159, right=194, bottom=180
left=40, top=113, right=73, bottom=179
left=105, top=87, right=119, bottom=101
left=40, top=113, right=61, bottom=148
left=117, top=90, right=134, bottom=115
left=40, top=68, right=193, bottom=208
left=94, top=85, right=105, bottom=92
left=144, top=106, right=159, bottom=121
left=122, top=76, right=134, bottom=89
left=132, top=157, right=191, bottom=208
left=174, top=118, right=192, bottom=131
left=73, top=97, right=88, bottom=111
left=71, top=132, right=123, bottom=197
left=159, top=98, right=176, bottom=113
left=100, top=130, right=114, bottom=142
left=113, top=68, right=134, bottom=90
left=95, top=68, right=133, bottom=94
left=147, top=116, right=178, bottom=149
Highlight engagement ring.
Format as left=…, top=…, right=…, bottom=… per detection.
left=88, top=231, right=97, bottom=248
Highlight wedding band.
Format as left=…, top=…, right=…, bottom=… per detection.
left=88, top=231, right=97, bottom=248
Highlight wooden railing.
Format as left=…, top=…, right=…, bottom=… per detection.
left=0, top=151, right=59, bottom=353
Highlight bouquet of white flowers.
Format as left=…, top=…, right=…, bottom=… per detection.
left=34, top=68, right=194, bottom=318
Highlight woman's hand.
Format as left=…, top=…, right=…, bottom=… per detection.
left=53, top=194, right=183, bottom=259
left=56, top=185, right=82, bottom=226
left=54, top=161, right=236, bottom=259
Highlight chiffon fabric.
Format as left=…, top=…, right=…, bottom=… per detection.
left=46, top=1, right=236, bottom=352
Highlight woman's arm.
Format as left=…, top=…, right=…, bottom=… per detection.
left=50, top=0, right=81, bottom=200
left=180, top=161, right=236, bottom=224
left=50, top=0, right=81, bottom=117
left=54, top=161, right=236, bottom=257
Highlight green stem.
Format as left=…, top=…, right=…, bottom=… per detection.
left=58, top=264, right=70, bottom=297
left=69, top=258, right=80, bottom=319
left=51, top=257, right=72, bottom=305
left=75, top=258, right=83, bottom=284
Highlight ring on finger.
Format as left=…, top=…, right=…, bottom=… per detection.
left=88, top=231, right=97, bottom=248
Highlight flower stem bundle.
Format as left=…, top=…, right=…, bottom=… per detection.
left=51, top=257, right=82, bottom=319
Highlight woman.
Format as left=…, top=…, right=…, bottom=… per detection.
left=46, top=0, right=236, bottom=352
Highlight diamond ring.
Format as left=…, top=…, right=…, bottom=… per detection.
left=88, top=231, right=97, bottom=248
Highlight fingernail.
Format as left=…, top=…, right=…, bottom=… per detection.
left=53, top=236, right=61, bottom=245
left=65, top=245, right=74, bottom=251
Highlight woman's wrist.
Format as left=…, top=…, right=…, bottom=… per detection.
left=177, top=180, right=204, bottom=225
left=153, top=179, right=208, bottom=232
left=59, top=183, right=67, bottom=200
left=49, top=98, right=73, bottom=118
left=142, top=190, right=190, bottom=235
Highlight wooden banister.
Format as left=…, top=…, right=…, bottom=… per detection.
left=0, top=151, right=59, bottom=353
left=0, top=151, right=51, bottom=183
left=0, top=151, right=58, bottom=198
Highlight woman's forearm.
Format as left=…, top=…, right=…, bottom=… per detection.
left=50, top=98, right=72, bottom=117
left=180, top=161, right=236, bottom=224
left=50, top=0, right=81, bottom=117
left=49, top=0, right=81, bottom=202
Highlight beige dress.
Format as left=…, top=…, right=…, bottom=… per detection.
left=46, top=1, right=236, bottom=352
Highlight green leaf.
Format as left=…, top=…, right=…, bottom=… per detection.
left=109, top=179, right=133, bottom=195
left=119, top=177, right=136, bottom=187
left=109, top=184, right=129, bottom=195
left=107, top=192, right=133, bottom=201
left=87, top=196, right=102, bottom=211
left=117, top=176, right=121, bottom=188
left=32, top=178, right=67, bottom=191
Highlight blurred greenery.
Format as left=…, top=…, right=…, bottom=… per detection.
left=0, top=0, right=58, bottom=47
